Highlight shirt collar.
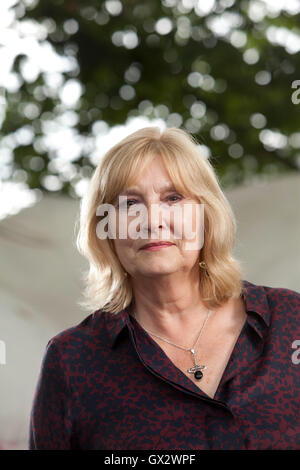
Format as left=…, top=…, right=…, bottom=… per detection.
left=241, top=279, right=271, bottom=340
left=104, top=308, right=129, bottom=349
left=105, top=279, right=271, bottom=348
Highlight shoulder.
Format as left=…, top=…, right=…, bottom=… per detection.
left=45, top=309, right=112, bottom=357
left=263, top=284, right=300, bottom=316
left=243, top=279, right=300, bottom=328
left=33, top=310, right=118, bottom=402
left=260, top=283, right=300, bottom=331
left=244, top=279, right=300, bottom=309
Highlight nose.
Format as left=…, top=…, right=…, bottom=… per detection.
left=138, top=201, right=166, bottom=240
left=148, top=202, right=164, bottom=232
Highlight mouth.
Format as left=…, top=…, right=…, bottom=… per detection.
left=140, top=242, right=175, bottom=250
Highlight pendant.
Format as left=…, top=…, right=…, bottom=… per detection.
left=187, top=348, right=207, bottom=380
left=187, top=365, right=207, bottom=380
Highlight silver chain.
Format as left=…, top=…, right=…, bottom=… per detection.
left=132, top=308, right=212, bottom=353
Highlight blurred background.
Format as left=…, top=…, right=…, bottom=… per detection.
left=0, top=0, right=299, bottom=450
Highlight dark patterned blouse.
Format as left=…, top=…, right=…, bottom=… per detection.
left=28, top=280, right=300, bottom=450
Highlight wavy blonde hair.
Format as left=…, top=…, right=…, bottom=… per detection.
left=75, top=126, right=245, bottom=314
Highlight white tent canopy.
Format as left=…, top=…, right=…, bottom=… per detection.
left=0, top=173, right=299, bottom=449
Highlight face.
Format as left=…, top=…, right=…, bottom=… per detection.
left=111, top=155, right=204, bottom=279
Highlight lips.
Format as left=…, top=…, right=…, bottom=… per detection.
left=140, top=242, right=175, bottom=250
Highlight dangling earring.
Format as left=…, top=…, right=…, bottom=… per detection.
left=199, top=261, right=210, bottom=278
left=124, top=271, right=128, bottom=278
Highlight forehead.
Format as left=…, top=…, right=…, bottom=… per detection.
left=119, top=182, right=178, bottom=195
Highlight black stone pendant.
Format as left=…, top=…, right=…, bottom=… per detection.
left=188, top=349, right=207, bottom=380
left=194, top=370, right=203, bottom=380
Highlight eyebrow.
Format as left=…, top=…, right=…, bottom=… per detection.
left=119, top=183, right=179, bottom=196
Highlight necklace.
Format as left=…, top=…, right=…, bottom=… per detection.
left=132, top=308, right=212, bottom=380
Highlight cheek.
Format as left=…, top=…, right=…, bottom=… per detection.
left=112, top=209, right=141, bottom=240
left=113, top=239, right=134, bottom=267
left=108, top=209, right=130, bottom=240
left=171, top=204, right=201, bottom=237
left=175, top=203, right=204, bottom=251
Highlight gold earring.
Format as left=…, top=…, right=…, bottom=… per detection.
left=199, top=261, right=210, bottom=277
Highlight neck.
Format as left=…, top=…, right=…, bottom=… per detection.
left=133, top=308, right=212, bottom=350
left=129, top=269, right=210, bottom=337
left=129, top=300, right=211, bottom=347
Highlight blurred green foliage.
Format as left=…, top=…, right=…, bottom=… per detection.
left=1, top=0, right=300, bottom=196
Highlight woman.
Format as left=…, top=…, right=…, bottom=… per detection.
left=29, top=126, right=300, bottom=450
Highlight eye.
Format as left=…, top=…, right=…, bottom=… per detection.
left=116, top=194, right=183, bottom=209
left=167, top=194, right=183, bottom=202
left=126, top=199, right=137, bottom=207
left=117, top=199, right=138, bottom=209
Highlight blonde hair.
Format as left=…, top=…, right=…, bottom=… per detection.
left=75, top=126, right=245, bottom=314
